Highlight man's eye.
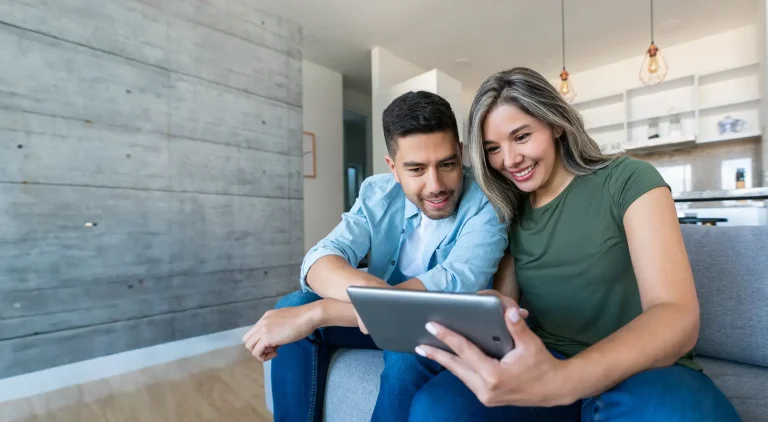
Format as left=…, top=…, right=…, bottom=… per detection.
left=408, top=168, right=423, bottom=173
left=440, top=162, right=456, bottom=169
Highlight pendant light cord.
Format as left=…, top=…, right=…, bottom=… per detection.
left=561, top=0, right=566, bottom=69
left=650, top=0, right=654, bottom=43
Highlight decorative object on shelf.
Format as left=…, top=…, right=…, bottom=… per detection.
left=557, top=0, right=576, bottom=102
left=669, top=114, right=682, bottom=138
left=303, top=131, right=316, bottom=178
left=717, top=116, right=746, bottom=135
left=647, top=119, right=659, bottom=139
left=639, top=0, right=668, bottom=85
left=736, top=168, right=746, bottom=189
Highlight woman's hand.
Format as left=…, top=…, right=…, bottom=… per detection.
left=417, top=297, right=572, bottom=408
left=242, top=303, right=322, bottom=362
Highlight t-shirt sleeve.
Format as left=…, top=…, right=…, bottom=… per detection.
left=609, top=157, right=670, bottom=218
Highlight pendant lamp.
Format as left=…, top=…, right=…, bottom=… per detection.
left=639, top=0, right=668, bottom=85
left=558, top=0, right=576, bottom=102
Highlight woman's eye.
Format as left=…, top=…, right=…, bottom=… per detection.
left=485, top=146, right=500, bottom=154
left=515, top=133, right=530, bottom=143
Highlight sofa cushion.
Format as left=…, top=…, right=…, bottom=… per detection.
left=680, top=225, right=768, bottom=367
left=324, top=349, right=384, bottom=422
left=698, top=356, right=768, bottom=422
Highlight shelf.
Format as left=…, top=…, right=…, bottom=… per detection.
left=627, top=109, right=695, bottom=125
left=586, top=122, right=624, bottom=131
left=697, top=131, right=761, bottom=144
left=672, top=187, right=768, bottom=202
left=698, top=62, right=760, bottom=84
left=626, top=75, right=696, bottom=97
left=625, top=135, right=696, bottom=154
left=573, top=93, right=624, bottom=110
left=570, top=62, right=762, bottom=155
left=699, top=98, right=760, bottom=113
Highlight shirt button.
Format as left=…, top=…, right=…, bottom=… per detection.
left=391, top=261, right=396, bottom=265
left=401, top=229, right=404, bottom=234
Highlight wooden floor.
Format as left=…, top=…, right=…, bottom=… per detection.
left=0, top=346, right=272, bottom=422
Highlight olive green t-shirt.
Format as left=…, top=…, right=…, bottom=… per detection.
left=510, top=155, right=698, bottom=369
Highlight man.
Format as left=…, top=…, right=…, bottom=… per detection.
left=243, top=91, right=508, bottom=421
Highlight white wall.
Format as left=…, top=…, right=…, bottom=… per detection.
left=371, top=47, right=426, bottom=174
left=371, top=48, right=466, bottom=174
left=343, top=89, right=372, bottom=115
left=559, top=25, right=761, bottom=103
left=303, top=60, right=344, bottom=251
left=372, top=47, right=427, bottom=93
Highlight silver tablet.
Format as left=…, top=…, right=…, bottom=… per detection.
left=347, top=286, right=514, bottom=359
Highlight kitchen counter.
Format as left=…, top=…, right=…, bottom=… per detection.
left=672, top=188, right=768, bottom=203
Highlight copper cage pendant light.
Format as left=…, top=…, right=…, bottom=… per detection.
left=639, top=0, right=668, bottom=85
left=558, top=0, right=576, bottom=102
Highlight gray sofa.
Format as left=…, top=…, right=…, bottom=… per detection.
left=265, top=225, right=768, bottom=421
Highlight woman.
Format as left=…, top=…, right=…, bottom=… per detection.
left=414, top=68, right=740, bottom=421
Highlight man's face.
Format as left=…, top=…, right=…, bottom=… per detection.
left=385, top=131, right=464, bottom=220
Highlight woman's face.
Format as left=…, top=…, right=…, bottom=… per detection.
left=482, top=104, right=560, bottom=193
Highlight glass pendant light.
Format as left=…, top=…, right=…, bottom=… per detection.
left=639, top=0, right=668, bottom=85
left=558, top=0, right=576, bottom=102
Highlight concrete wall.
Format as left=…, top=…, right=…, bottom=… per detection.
left=303, top=60, right=345, bottom=251
left=0, top=0, right=303, bottom=378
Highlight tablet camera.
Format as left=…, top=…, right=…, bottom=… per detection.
left=492, top=336, right=501, bottom=342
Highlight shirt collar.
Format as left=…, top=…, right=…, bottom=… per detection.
left=404, top=197, right=420, bottom=220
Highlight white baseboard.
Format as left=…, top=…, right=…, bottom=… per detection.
left=0, top=325, right=252, bottom=403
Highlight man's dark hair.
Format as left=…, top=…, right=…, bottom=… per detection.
left=382, top=91, right=459, bottom=157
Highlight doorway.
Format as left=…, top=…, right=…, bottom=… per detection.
left=343, top=110, right=370, bottom=210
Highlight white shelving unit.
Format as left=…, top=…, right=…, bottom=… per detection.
left=571, top=62, right=763, bottom=154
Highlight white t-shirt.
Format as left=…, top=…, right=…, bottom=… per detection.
left=398, top=213, right=438, bottom=279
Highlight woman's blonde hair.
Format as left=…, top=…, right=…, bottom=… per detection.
left=467, top=67, right=620, bottom=224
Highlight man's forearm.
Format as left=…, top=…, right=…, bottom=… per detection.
left=557, top=302, right=699, bottom=404
left=306, top=255, right=388, bottom=302
left=312, top=298, right=360, bottom=328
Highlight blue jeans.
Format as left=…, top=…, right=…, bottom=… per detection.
left=270, top=291, right=444, bottom=422
left=408, top=355, right=741, bottom=422
left=271, top=292, right=740, bottom=422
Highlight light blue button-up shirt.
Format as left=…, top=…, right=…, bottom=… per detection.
left=299, top=168, right=508, bottom=293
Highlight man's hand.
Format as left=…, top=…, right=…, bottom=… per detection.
left=242, top=304, right=321, bottom=362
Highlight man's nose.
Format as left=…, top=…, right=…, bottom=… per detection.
left=425, top=168, right=445, bottom=193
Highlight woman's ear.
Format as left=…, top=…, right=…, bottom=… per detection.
left=553, top=126, right=564, bottom=139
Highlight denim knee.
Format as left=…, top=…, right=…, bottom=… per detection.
left=381, top=351, right=441, bottom=376
left=590, top=365, right=740, bottom=422
left=275, top=290, right=322, bottom=309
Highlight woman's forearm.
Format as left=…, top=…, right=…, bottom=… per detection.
left=492, top=253, right=520, bottom=302
left=558, top=301, right=699, bottom=404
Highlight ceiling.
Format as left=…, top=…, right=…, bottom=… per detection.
left=255, top=0, right=760, bottom=94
